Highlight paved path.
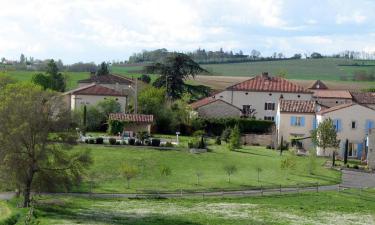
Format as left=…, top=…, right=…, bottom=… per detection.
left=0, top=192, right=15, bottom=200
left=0, top=170, right=374, bottom=200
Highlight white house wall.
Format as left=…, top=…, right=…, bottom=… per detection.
left=71, top=94, right=127, bottom=111
left=214, top=90, right=312, bottom=120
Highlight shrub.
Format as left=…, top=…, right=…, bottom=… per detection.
left=144, top=139, right=151, bottom=146
left=215, top=136, right=221, bottom=145
left=109, top=138, right=117, bottom=145
left=84, top=139, right=89, bottom=144
left=165, top=142, right=173, bottom=147
left=115, top=141, right=121, bottom=145
left=135, top=140, right=143, bottom=146
left=221, top=127, right=231, bottom=142
left=96, top=137, right=104, bottom=144
left=128, top=138, right=135, bottom=145
left=88, top=139, right=95, bottom=144
left=228, top=125, right=241, bottom=151
left=353, top=165, right=359, bottom=169
left=108, top=120, right=124, bottom=135
left=121, top=140, right=127, bottom=145
left=151, top=138, right=161, bottom=147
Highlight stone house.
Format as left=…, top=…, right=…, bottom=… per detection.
left=212, top=72, right=313, bottom=121
left=63, top=84, right=127, bottom=111
left=276, top=100, right=317, bottom=151
left=78, top=73, right=134, bottom=95
left=351, top=92, right=375, bottom=110
left=312, top=90, right=353, bottom=108
left=109, top=113, right=154, bottom=137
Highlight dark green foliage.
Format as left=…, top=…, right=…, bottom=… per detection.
left=221, top=127, right=232, bottom=142
left=128, top=138, right=135, bottom=145
left=109, top=138, right=117, bottom=145
left=193, top=118, right=273, bottom=136
left=145, top=53, right=207, bottom=99
left=96, top=62, right=110, bottom=76
left=95, top=137, right=103, bottom=144
left=32, top=59, right=66, bottom=92
left=228, top=125, right=241, bottom=151
left=108, top=120, right=124, bottom=135
left=151, top=138, right=161, bottom=147
left=0, top=212, right=20, bottom=225
left=138, top=74, right=151, bottom=83
left=88, top=139, right=95, bottom=144
left=215, top=136, right=221, bottom=145
left=164, top=142, right=173, bottom=147
left=135, top=140, right=143, bottom=146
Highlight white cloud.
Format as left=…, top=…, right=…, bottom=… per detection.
left=336, top=11, right=366, bottom=24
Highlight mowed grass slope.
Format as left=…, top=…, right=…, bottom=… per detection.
left=73, top=144, right=340, bottom=193
left=202, top=58, right=375, bottom=80
left=25, top=189, right=375, bottom=225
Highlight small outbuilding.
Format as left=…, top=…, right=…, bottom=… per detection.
left=109, top=113, right=154, bottom=137
left=190, top=97, right=243, bottom=118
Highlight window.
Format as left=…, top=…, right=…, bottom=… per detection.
left=290, top=116, right=305, bottom=127
left=264, top=102, right=275, bottom=111
left=333, top=119, right=342, bottom=132
left=243, top=105, right=251, bottom=114
left=264, top=116, right=274, bottom=121
left=351, top=121, right=356, bottom=129
left=348, top=143, right=357, bottom=157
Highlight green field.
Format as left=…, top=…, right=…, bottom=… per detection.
left=72, top=143, right=340, bottom=193
left=3, top=188, right=374, bottom=224
left=202, top=58, right=375, bottom=80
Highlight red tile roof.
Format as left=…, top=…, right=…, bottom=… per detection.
left=312, top=90, right=352, bottom=99
left=190, top=96, right=217, bottom=109
left=227, top=74, right=311, bottom=93
left=68, top=84, right=125, bottom=96
left=78, top=74, right=133, bottom=84
left=279, top=100, right=316, bottom=113
left=351, top=92, right=375, bottom=104
left=109, top=113, right=154, bottom=123
left=308, top=80, right=328, bottom=90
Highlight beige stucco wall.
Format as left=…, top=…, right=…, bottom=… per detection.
left=316, top=104, right=375, bottom=156
left=315, top=98, right=352, bottom=107
left=276, top=110, right=315, bottom=150
left=214, top=90, right=312, bottom=120
left=196, top=101, right=242, bottom=118
left=71, top=94, right=127, bottom=111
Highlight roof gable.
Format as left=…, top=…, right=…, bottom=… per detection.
left=190, top=97, right=242, bottom=111
left=308, top=80, right=328, bottom=90
left=227, top=74, right=311, bottom=93
left=68, top=84, right=124, bottom=96
left=317, top=103, right=375, bottom=115
left=351, top=92, right=375, bottom=104
left=312, top=90, right=352, bottom=99
left=279, top=100, right=316, bottom=113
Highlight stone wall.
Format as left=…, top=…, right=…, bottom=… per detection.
left=242, top=133, right=274, bottom=146
left=368, top=131, right=375, bottom=170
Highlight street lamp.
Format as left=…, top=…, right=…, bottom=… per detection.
left=128, top=78, right=138, bottom=114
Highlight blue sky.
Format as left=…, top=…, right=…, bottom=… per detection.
left=1, top=0, right=375, bottom=64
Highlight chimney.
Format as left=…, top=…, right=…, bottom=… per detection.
left=262, top=72, right=269, bottom=79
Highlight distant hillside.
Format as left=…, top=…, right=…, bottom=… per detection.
left=201, top=58, right=375, bottom=81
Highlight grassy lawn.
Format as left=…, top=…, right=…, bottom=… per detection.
left=9, top=188, right=375, bottom=224
left=0, top=201, right=11, bottom=221
left=72, top=144, right=340, bottom=193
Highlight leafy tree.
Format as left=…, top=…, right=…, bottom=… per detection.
left=0, top=83, right=92, bottom=207
left=0, top=74, right=16, bottom=89
left=310, top=52, right=323, bottom=59
left=120, top=163, right=139, bottom=188
left=139, top=74, right=151, bottom=84
left=97, top=97, right=122, bottom=117
left=145, top=53, right=207, bottom=99
left=221, top=127, right=232, bottom=142
left=20, top=53, right=26, bottom=64
left=308, top=149, right=317, bottom=175
left=311, top=118, right=340, bottom=167
left=96, top=62, right=110, bottom=76
left=228, top=125, right=241, bottom=151
left=32, top=59, right=66, bottom=92
left=224, top=165, right=237, bottom=183
left=280, top=151, right=297, bottom=180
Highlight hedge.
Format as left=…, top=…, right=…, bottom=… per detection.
left=191, top=118, right=274, bottom=136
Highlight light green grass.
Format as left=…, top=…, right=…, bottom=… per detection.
left=73, top=144, right=340, bottom=193
left=202, top=58, right=375, bottom=81
left=0, top=201, right=11, bottom=221
left=22, top=188, right=375, bottom=224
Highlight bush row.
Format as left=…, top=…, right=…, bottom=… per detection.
left=85, top=137, right=162, bottom=147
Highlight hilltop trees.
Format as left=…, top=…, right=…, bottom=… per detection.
left=0, top=83, right=92, bottom=207
left=32, top=59, right=66, bottom=92
left=145, top=53, right=207, bottom=99
left=96, top=62, right=110, bottom=76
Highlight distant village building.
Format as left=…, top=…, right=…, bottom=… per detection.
left=308, top=80, right=328, bottom=90
left=63, top=84, right=127, bottom=111
left=351, top=92, right=375, bottom=110
left=190, top=97, right=243, bottom=118
left=367, top=129, right=375, bottom=170
left=78, top=73, right=134, bottom=95
left=312, top=90, right=353, bottom=107
left=212, top=73, right=313, bottom=121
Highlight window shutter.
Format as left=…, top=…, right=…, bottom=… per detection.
left=290, top=116, right=295, bottom=126
left=312, top=117, right=317, bottom=129
left=357, top=143, right=363, bottom=159
left=301, top=117, right=305, bottom=127
left=264, top=103, right=267, bottom=110
left=272, top=103, right=275, bottom=111
left=365, top=120, right=373, bottom=133
left=337, top=119, right=342, bottom=132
